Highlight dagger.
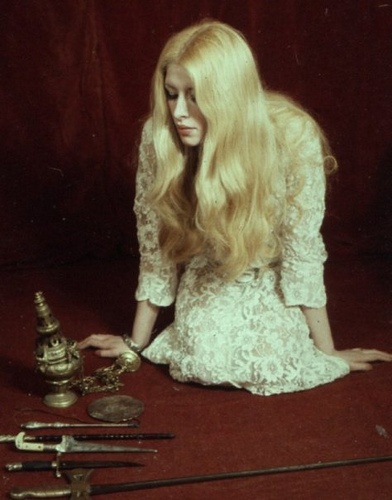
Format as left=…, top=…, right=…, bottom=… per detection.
left=1, top=432, right=175, bottom=443
left=8, top=454, right=392, bottom=499
left=14, top=432, right=157, bottom=454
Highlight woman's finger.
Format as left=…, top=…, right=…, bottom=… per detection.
left=350, top=361, right=373, bottom=372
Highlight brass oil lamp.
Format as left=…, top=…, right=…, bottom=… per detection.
left=34, top=291, right=82, bottom=408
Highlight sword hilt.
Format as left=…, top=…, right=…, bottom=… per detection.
left=14, top=432, right=58, bottom=453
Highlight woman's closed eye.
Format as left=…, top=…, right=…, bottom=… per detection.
left=165, top=89, right=178, bottom=100
left=165, top=88, right=196, bottom=103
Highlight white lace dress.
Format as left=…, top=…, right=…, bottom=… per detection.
left=134, top=119, right=350, bottom=396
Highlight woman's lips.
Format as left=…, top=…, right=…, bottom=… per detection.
left=177, top=126, right=194, bottom=136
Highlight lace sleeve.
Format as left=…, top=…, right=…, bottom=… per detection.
left=280, top=120, right=328, bottom=308
left=133, top=120, right=179, bottom=306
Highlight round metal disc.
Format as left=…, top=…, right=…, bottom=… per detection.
left=87, top=395, right=144, bottom=422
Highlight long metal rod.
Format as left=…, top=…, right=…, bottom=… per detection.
left=91, top=454, right=392, bottom=495
left=21, top=421, right=139, bottom=430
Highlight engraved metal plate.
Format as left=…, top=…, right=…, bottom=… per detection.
left=87, top=395, right=144, bottom=423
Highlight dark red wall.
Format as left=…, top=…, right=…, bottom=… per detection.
left=1, top=0, right=391, bottom=267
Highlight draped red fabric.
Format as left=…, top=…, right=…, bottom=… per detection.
left=1, top=0, right=391, bottom=268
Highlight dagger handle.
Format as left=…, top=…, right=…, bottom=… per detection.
left=9, top=485, right=71, bottom=498
left=6, top=461, right=57, bottom=472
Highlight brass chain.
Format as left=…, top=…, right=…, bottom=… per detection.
left=70, top=351, right=141, bottom=395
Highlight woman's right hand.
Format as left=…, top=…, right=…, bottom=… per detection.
left=78, top=333, right=130, bottom=358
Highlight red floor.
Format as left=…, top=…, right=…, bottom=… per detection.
left=0, top=256, right=391, bottom=499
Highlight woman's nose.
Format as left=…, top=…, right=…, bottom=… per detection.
left=173, top=94, right=189, bottom=119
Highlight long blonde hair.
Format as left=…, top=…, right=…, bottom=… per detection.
left=148, top=20, right=333, bottom=280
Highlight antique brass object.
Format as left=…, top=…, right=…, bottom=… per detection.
left=34, top=292, right=81, bottom=408
left=33, top=292, right=141, bottom=403
left=87, top=395, right=144, bottom=422
left=71, top=350, right=141, bottom=395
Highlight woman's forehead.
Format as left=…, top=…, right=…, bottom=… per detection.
left=165, top=64, right=193, bottom=88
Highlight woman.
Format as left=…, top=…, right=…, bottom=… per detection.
left=79, top=20, right=391, bottom=395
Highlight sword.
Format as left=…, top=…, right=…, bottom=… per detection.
left=1, top=432, right=175, bottom=443
left=9, top=454, right=392, bottom=499
left=21, top=421, right=139, bottom=430
left=14, top=432, right=157, bottom=454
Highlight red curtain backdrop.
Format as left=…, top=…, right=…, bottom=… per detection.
left=1, top=0, right=391, bottom=268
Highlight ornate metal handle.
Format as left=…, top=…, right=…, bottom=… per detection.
left=9, top=485, right=72, bottom=498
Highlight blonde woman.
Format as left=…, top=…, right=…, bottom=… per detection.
left=80, top=21, right=391, bottom=395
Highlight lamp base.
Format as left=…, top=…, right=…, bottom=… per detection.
left=43, top=389, right=78, bottom=408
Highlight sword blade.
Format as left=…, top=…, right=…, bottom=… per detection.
left=90, top=454, right=392, bottom=495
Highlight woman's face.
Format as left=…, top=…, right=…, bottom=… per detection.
left=164, top=64, right=207, bottom=147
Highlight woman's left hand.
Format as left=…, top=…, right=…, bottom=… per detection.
left=331, top=348, right=392, bottom=371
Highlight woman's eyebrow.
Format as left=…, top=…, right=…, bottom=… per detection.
left=164, top=81, right=194, bottom=93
